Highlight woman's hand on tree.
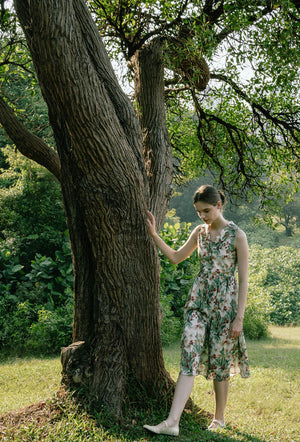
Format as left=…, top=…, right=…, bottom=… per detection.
left=146, top=210, right=156, bottom=237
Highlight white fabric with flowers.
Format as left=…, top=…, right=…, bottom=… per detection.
left=180, top=222, right=250, bottom=381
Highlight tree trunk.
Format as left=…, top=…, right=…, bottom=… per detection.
left=131, top=39, right=174, bottom=229
left=14, top=0, right=173, bottom=417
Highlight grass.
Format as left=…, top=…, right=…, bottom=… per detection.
left=0, top=357, right=61, bottom=414
left=0, top=326, right=299, bottom=441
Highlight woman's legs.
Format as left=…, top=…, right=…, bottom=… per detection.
left=143, top=374, right=195, bottom=435
left=165, top=374, right=195, bottom=427
left=212, top=379, right=229, bottom=424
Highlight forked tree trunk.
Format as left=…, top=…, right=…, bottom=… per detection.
left=15, top=0, right=174, bottom=416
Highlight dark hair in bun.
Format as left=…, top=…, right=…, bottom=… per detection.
left=193, top=185, right=226, bottom=207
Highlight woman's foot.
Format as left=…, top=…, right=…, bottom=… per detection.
left=143, top=420, right=179, bottom=436
left=207, top=419, right=225, bottom=431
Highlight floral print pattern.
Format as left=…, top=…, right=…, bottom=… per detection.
left=180, top=222, right=250, bottom=381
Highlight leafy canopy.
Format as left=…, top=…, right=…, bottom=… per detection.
left=0, top=0, right=299, bottom=215
left=90, top=0, right=300, bottom=210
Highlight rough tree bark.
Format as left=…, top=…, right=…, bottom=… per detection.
left=130, top=38, right=173, bottom=228
left=14, top=0, right=174, bottom=416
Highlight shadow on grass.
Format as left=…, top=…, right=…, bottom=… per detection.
left=99, top=424, right=267, bottom=442
left=0, top=391, right=267, bottom=442
left=95, top=410, right=267, bottom=442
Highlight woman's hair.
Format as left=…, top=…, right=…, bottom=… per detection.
left=193, top=185, right=226, bottom=207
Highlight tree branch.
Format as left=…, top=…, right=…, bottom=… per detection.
left=210, top=72, right=300, bottom=147
left=215, top=2, right=276, bottom=44
left=190, top=88, right=268, bottom=196
left=0, top=96, right=61, bottom=182
left=92, top=0, right=190, bottom=58
left=0, top=60, right=33, bottom=73
left=165, top=85, right=191, bottom=95
left=202, top=0, right=224, bottom=26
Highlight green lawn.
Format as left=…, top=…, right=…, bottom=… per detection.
left=0, top=357, right=61, bottom=414
left=0, top=326, right=299, bottom=441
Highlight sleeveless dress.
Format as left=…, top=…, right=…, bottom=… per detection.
left=180, top=221, right=250, bottom=381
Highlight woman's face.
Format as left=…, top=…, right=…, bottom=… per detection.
left=194, top=200, right=221, bottom=224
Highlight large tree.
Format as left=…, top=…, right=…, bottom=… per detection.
left=0, top=0, right=299, bottom=418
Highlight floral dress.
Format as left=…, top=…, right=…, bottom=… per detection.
left=180, top=222, right=250, bottom=381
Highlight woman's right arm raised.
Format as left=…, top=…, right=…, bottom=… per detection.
left=146, top=210, right=199, bottom=265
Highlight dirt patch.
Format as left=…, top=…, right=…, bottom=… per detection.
left=0, top=390, right=66, bottom=437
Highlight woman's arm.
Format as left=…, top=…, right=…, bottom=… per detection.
left=147, top=210, right=199, bottom=265
left=230, top=228, right=249, bottom=338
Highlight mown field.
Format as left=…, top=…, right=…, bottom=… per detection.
left=0, top=326, right=299, bottom=441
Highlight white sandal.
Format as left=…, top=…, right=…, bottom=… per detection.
left=207, top=419, right=226, bottom=431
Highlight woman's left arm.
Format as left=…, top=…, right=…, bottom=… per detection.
left=230, top=229, right=249, bottom=338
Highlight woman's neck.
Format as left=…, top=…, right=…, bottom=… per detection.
left=209, top=215, right=228, bottom=232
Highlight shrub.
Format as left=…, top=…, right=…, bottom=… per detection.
left=0, top=148, right=66, bottom=266
left=159, top=222, right=198, bottom=345
left=0, top=239, right=73, bottom=355
left=243, top=285, right=271, bottom=339
left=25, top=239, right=73, bottom=309
left=0, top=300, right=34, bottom=352
left=27, top=302, right=73, bottom=355
left=249, top=245, right=300, bottom=326
left=242, top=251, right=272, bottom=339
left=160, top=293, right=182, bottom=347
left=0, top=248, right=25, bottom=294
left=159, top=222, right=198, bottom=316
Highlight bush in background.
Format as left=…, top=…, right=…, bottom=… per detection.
left=159, top=221, right=198, bottom=345
left=0, top=238, right=73, bottom=355
left=27, top=302, right=73, bottom=354
left=249, top=245, right=300, bottom=326
left=0, top=147, right=66, bottom=267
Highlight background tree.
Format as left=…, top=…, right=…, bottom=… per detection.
left=0, top=0, right=299, bottom=419
left=278, top=192, right=300, bottom=236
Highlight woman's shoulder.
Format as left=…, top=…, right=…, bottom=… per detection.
left=227, top=220, right=238, bottom=229
left=227, top=221, right=243, bottom=233
left=229, top=224, right=248, bottom=249
left=235, top=227, right=247, bottom=241
left=227, top=222, right=247, bottom=240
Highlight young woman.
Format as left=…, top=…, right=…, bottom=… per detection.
left=144, top=185, right=250, bottom=436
